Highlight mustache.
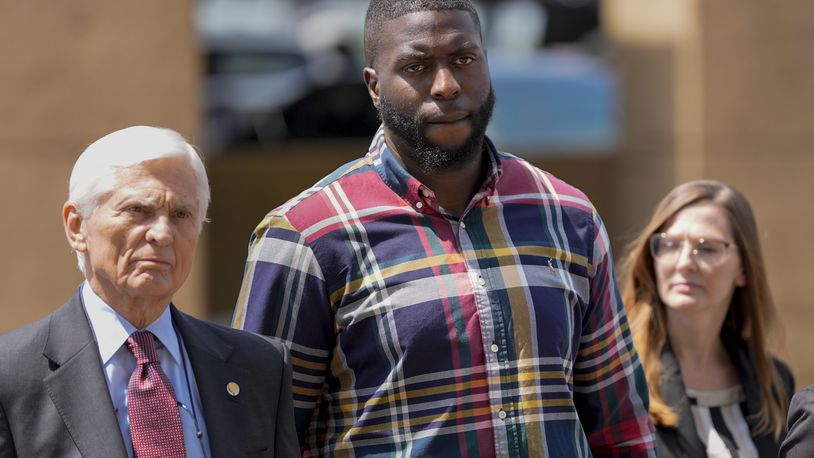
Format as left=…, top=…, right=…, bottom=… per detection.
left=379, top=88, right=496, bottom=126
left=375, top=87, right=496, bottom=174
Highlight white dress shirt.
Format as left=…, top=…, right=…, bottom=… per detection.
left=81, top=282, right=211, bottom=458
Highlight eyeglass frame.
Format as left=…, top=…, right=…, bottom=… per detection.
left=648, top=232, right=738, bottom=266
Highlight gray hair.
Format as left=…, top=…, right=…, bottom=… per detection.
left=68, top=125, right=210, bottom=274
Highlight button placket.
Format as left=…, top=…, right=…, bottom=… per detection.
left=458, top=220, right=510, bottom=456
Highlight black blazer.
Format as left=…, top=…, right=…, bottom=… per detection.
left=779, top=383, right=814, bottom=457
left=655, top=340, right=794, bottom=458
left=0, top=289, right=299, bottom=457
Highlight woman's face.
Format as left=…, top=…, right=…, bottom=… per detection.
left=653, top=202, right=746, bottom=316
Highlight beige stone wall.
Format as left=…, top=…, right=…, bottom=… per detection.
left=0, top=1, right=203, bottom=332
left=206, top=140, right=369, bottom=323
left=605, top=0, right=814, bottom=386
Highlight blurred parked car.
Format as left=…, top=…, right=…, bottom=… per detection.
left=199, top=0, right=378, bottom=152
left=204, top=34, right=309, bottom=151
left=203, top=33, right=379, bottom=153
left=487, top=50, right=618, bottom=156
left=198, top=0, right=613, bottom=157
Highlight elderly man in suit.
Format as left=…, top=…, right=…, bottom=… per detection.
left=780, top=384, right=814, bottom=457
left=0, top=126, right=298, bottom=457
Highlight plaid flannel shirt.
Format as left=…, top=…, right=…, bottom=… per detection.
left=233, top=128, right=656, bottom=457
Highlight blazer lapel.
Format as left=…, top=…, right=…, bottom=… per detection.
left=724, top=337, right=782, bottom=456
left=42, top=292, right=128, bottom=457
left=171, top=306, right=251, bottom=457
left=660, top=349, right=707, bottom=457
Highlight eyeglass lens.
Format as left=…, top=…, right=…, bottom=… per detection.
left=650, top=234, right=731, bottom=264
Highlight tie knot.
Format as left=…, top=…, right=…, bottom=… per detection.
left=127, top=330, right=159, bottom=365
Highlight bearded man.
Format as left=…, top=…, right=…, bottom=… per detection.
left=233, top=1, right=656, bottom=456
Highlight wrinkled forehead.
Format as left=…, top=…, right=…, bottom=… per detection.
left=375, top=10, right=482, bottom=59
left=389, top=9, right=480, bottom=35
left=106, top=157, right=199, bottom=197
left=113, top=156, right=190, bottom=179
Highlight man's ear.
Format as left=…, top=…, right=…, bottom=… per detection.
left=63, top=202, right=87, bottom=253
left=363, top=67, right=380, bottom=108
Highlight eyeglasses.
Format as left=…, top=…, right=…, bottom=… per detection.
left=649, top=233, right=736, bottom=266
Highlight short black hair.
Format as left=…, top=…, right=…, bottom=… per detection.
left=364, top=0, right=481, bottom=67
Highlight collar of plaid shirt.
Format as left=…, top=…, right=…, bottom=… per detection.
left=234, top=127, right=656, bottom=457
left=370, top=131, right=502, bottom=217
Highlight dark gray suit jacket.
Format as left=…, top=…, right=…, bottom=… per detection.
left=779, top=384, right=814, bottom=458
left=0, top=290, right=299, bottom=457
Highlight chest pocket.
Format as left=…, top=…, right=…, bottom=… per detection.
left=481, top=252, right=590, bottom=362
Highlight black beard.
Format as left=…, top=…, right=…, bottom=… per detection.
left=377, top=87, right=495, bottom=174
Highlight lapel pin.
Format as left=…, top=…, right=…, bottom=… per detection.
left=227, top=381, right=240, bottom=397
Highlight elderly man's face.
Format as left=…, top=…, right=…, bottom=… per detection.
left=77, top=157, right=200, bottom=306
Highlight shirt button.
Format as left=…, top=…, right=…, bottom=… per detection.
left=415, top=201, right=424, bottom=209
left=490, top=343, right=499, bottom=353
left=460, top=221, right=466, bottom=229
left=498, top=410, right=507, bottom=420
left=421, top=189, right=431, bottom=197
left=478, top=277, right=486, bottom=287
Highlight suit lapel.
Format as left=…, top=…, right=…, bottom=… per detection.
left=42, top=292, right=128, bottom=457
left=660, top=349, right=707, bottom=456
left=172, top=306, right=251, bottom=456
left=724, top=338, right=781, bottom=456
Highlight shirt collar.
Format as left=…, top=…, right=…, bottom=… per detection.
left=367, top=126, right=504, bottom=212
left=81, top=281, right=181, bottom=366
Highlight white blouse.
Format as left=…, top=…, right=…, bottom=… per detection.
left=686, top=385, right=758, bottom=458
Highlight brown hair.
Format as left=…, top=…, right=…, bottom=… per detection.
left=619, top=179, right=788, bottom=437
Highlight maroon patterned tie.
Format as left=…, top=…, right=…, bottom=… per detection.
left=126, top=331, right=186, bottom=457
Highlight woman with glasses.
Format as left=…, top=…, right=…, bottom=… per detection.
left=619, top=180, right=793, bottom=457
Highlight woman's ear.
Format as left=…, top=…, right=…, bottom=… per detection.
left=735, top=269, right=747, bottom=287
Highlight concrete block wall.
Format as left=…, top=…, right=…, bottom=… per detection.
left=0, top=1, right=204, bottom=332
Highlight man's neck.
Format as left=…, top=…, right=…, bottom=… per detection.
left=386, top=135, right=486, bottom=218
left=87, top=280, right=170, bottom=329
left=411, top=158, right=484, bottom=218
